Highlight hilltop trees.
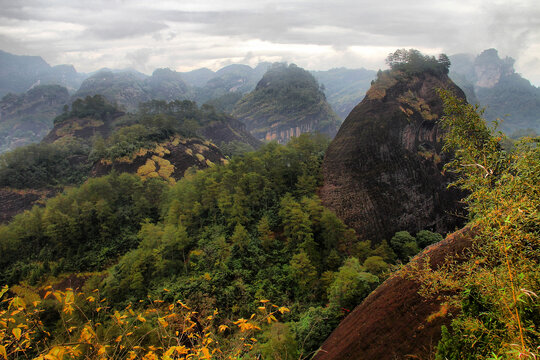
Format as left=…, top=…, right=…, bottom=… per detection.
left=386, top=49, right=450, bottom=75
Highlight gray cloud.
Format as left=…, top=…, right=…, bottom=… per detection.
left=84, top=21, right=168, bottom=40
left=0, top=0, right=538, bottom=84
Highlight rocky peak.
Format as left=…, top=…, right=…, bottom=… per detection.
left=232, top=63, right=340, bottom=143
left=320, top=67, right=466, bottom=243
left=473, top=48, right=515, bottom=88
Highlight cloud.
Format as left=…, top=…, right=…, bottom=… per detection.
left=126, top=48, right=153, bottom=72
left=84, top=21, right=168, bottom=40
left=0, top=0, right=538, bottom=84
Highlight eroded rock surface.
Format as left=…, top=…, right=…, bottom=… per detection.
left=320, top=70, right=466, bottom=243
left=314, top=227, right=475, bottom=360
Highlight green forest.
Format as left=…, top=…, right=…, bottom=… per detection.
left=0, top=132, right=444, bottom=359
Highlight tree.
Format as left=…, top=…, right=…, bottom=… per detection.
left=385, top=48, right=450, bottom=75
left=415, top=230, right=443, bottom=248
left=363, top=256, right=389, bottom=275
left=257, top=216, right=275, bottom=250
left=327, top=257, right=378, bottom=311
left=259, top=323, right=299, bottom=360
left=390, top=231, right=418, bottom=261
left=230, top=223, right=250, bottom=250
left=290, top=251, right=318, bottom=297
left=372, top=240, right=397, bottom=263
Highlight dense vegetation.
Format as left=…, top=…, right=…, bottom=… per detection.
left=0, top=96, right=255, bottom=189
left=0, top=173, right=168, bottom=284
left=0, top=140, right=91, bottom=188
left=413, top=90, right=539, bottom=359
left=0, top=134, right=441, bottom=358
left=93, top=99, right=243, bottom=161
left=54, top=94, right=118, bottom=124
left=386, top=48, right=451, bottom=76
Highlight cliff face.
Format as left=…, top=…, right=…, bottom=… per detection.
left=314, top=226, right=475, bottom=360
left=199, top=116, right=261, bottom=150
left=233, top=63, right=341, bottom=144
left=320, top=70, right=465, bottom=243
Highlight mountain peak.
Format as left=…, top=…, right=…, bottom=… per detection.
left=232, top=63, right=340, bottom=143
left=321, top=60, right=466, bottom=243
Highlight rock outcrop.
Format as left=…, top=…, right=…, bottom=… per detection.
left=0, top=188, right=56, bottom=223
left=91, top=136, right=227, bottom=183
left=320, top=69, right=465, bottom=243
left=314, top=226, right=475, bottom=360
left=450, top=49, right=540, bottom=133
left=233, top=63, right=341, bottom=143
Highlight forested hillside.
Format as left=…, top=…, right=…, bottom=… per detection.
left=0, top=132, right=444, bottom=359
left=233, top=64, right=341, bottom=143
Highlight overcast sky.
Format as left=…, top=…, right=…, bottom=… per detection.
left=1, top=0, right=539, bottom=85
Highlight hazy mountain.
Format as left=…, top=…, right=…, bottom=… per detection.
left=73, top=68, right=192, bottom=112
left=312, top=67, right=376, bottom=119
left=185, top=64, right=376, bottom=119
left=233, top=63, right=341, bottom=143
left=450, top=49, right=540, bottom=134
left=180, top=68, right=216, bottom=87
left=192, top=62, right=272, bottom=107
left=0, top=85, right=70, bottom=153
left=0, top=50, right=86, bottom=97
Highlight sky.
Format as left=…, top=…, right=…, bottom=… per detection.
left=1, top=0, right=539, bottom=85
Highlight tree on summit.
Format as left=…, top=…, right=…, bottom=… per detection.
left=386, top=48, right=450, bottom=75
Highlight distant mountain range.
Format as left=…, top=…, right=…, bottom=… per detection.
left=0, top=50, right=86, bottom=97
left=1, top=48, right=538, bottom=153
left=0, top=50, right=375, bottom=119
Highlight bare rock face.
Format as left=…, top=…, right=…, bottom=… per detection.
left=0, top=188, right=56, bottom=223
left=473, top=48, right=515, bottom=89
left=314, top=226, right=476, bottom=360
left=320, top=70, right=466, bottom=243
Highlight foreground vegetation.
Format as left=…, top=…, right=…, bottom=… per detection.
left=413, top=90, right=539, bottom=359
left=0, top=134, right=442, bottom=358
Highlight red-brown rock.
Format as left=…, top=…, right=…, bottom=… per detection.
left=320, top=70, right=466, bottom=243
left=314, top=226, right=476, bottom=360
